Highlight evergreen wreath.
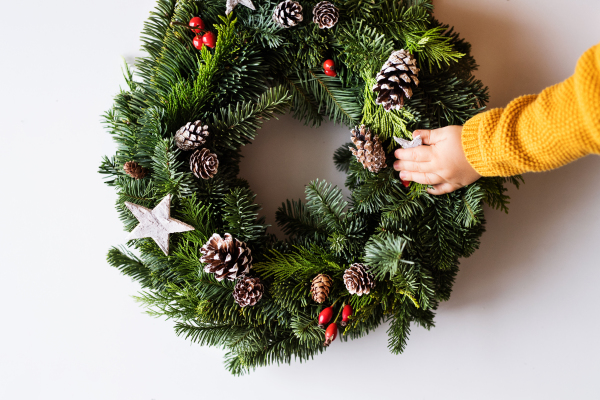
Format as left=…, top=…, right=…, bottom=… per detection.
left=100, top=0, right=522, bottom=375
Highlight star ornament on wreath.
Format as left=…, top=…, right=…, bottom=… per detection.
left=101, top=0, right=519, bottom=375
left=125, top=195, right=195, bottom=255
left=225, top=0, right=255, bottom=15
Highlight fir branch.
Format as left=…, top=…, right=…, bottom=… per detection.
left=364, top=233, right=413, bottom=279
left=211, top=85, right=291, bottom=150
left=305, top=179, right=348, bottom=232
left=222, top=187, right=268, bottom=246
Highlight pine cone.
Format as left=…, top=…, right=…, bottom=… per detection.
left=190, top=148, right=219, bottom=179
left=311, top=274, right=333, bottom=303
left=174, top=120, right=210, bottom=151
left=273, top=0, right=303, bottom=28
left=349, top=125, right=387, bottom=173
left=123, top=161, right=148, bottom=179
left=200, top=233, right=252, bottom=281
left=233, top=276, right=264, bottom=307
left=372, top=49, right=420, bottom=111
left=343, top=263, right=375, bottom=296
left=312, top=1, right=338, bottom=29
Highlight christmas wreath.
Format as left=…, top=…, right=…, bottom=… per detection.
left=100, top=0, right=520, bottom=375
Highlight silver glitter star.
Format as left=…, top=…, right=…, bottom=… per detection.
left=394, top=135, right=423, bottom=149
left=226, top=0, right=255, bottom=15
left=125, top=194, right=195, bottom=255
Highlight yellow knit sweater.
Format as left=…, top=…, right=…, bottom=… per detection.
left=462, top=44, right=600, bottom=177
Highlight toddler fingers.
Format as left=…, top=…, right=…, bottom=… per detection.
left=394, top=146, right=432, bottom=162
left=427, top=183, right=458, bottom=195
left=399, top=171, right=444, bottom=186
left=414, top=128, right=444, bottom=145
left=393, top=160, right=433, bottom=173
left=413, top=129, right=431, bottom=144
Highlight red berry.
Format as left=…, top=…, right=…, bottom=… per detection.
left=189, top=17, right=205, bottom=33
left=402, top=179, right=410, bottom=188
left=323, top=59, right=335, bottom=72
left=202, top=31, right=217, bottom=48
left=324, top=323, right=338, bottom=347
left=192, top=35, right=203, bottom=50
left=318, top=306, right=334, bottom=327
left=340, top=304, right=353, bottom=326
left=324, top=69, right=337, bottom=77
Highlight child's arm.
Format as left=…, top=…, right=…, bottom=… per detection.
left=394, top=43, right=600, bottom=195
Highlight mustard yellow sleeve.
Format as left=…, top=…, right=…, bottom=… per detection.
left=461, top=43, right=600, bottom=177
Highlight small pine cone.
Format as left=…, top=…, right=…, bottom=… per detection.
left=174, top=120, right=210, bottom=151
left=233, top=276, right=264, bottom=307
left=190, top=148, right=219, bottom=179
left=343, top=263, right=375, bottom=296
left=349, top=125, right=387, bottom=173
left=200, top=233, right=252, bottom=281
left=312, top=1, right=338, bottom=29
left=372, top=49, right=420, bottom=111
left=311, top=274, right=333, bottom=303
left=123, top=161, right=148, bottom=179
left=273, top=0, right=303, bottom=28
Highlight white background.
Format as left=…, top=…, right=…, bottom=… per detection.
left=1, top=0, right=599, bottom=399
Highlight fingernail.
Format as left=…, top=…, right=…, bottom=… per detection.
left=400, top=171, right=407, bottom=180
left=393, top=161, right=400, bottom=171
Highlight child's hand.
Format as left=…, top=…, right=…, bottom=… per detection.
left=393, top=126, right=482, bottom=195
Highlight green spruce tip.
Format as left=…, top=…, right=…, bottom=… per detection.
left=100, top=0, right=521, bottom=375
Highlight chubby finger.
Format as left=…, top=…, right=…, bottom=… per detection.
left=393, top=160, right=433, bottom=173
left=427, top=183, right=458, bottom=195
left=394, top=146, right=432, bottom=162
left=413, top=129, right=430, bottom=143
left=413, top=129, right=442, bottom=145
left=399, top=171, right=444, bottom=186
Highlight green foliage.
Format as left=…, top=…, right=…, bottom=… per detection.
left=101, top=0, right=516, bottom=374
left=222, top=187, right=268, bottom=247
left=364, top=233, right=412, bottom=279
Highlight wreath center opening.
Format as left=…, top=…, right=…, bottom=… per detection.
left=239, top=113, right=350, bottom=238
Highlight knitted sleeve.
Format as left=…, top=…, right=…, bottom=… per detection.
left=461, top=43, right=600, bottom=177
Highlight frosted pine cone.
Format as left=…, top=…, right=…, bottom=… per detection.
left=174, top=120, right=210, bottom=151
left=200, top=233, right=252, bottom=281
left=190, top=148, right=219, bottom=179
left=311, top=274, right=333, bottom=303
left=233, top=276, right=264, bottom=307
left=312, top=1, right=338, bottom=29
left=343, top=263, right=375, bottom=296
left=372, top=49, right=420, bottom=111
left=349, top=125, right=387, bottom=173
left=123, top=161, right=148, bottom=179
left=273, top=0, right=303, bottom=28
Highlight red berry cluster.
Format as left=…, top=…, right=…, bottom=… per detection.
left=318, top=304, right=353, bottom=347
left=186, top=16, right=216, bottom=50
left=323, top=59, right=336, bottom=77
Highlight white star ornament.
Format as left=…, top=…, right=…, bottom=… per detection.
left=226, top=0, right=255, bottom=15
left=125, top=195, right=195, bottom=255
left=394, top=135, right=423, bottom=149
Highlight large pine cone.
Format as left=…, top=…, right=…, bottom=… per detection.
left=349, top=125, right=387, bottom=173
left=123, top=161, right=148, bottom=179
left=200, top=233, right=252, bottom=281
left=312, top=1, right=338, bottom=29
left=343, top=263, right=375, bottom=296
left=174, top=120, right=210, bottom=151
left=311, top=274, right=332, bottom=303
left=273, top=0, right=303, bottom=28
left=233, top=276, right=264, bottom=307
left=372, top=49, right=420, bottom=111
left=190, top=148, right=219, bottom=179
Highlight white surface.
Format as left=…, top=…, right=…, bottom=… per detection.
left=0, top=0, right=599, bottom=399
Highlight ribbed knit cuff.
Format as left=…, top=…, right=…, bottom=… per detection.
left=462, top=113, right=494, bottom=176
